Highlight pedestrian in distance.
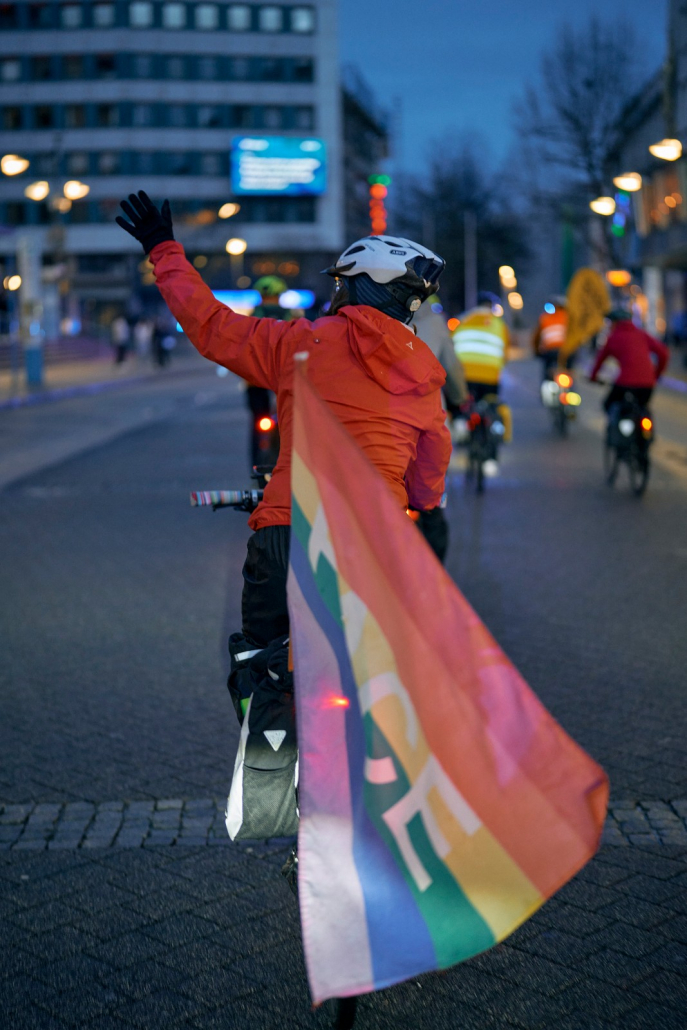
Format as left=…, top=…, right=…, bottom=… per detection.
left=110, top=314, right=130, bottom=364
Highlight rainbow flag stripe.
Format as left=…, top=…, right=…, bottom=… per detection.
left=287, top=363, right=608, bottom=1004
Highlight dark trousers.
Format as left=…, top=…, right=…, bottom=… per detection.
left=604, top=385, right=653, bottom=413
left=241, top=526, right=291, bottom=648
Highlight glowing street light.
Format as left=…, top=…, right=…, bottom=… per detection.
left=24, top=181, right=50, bottom=201
left=63, top=180, right=90, bottom=200
left=613, top=172, right=642, bottom=192
left=501, top=274, right=517, bottom=289
left=606, top=270, right=632, bottom=287
left=226, top=237, right=247, bottom=255
left=498, top=265, right=514, bottom=280
left=589, top=196, right=616, bottom=216
left=219, top=202, right=241, bottom=219
left=507, top=291, right=524, bottom=310
left=3, top=274, right=21, bottom=291
left=649, top=138, right=682, bottom=161
left=1, top=153, right=30, bottom=176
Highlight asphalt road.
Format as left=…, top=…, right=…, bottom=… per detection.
left=1, top=356, right=686, bottom=1029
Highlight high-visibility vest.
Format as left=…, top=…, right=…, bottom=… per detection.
left=539, top=310, right=568, bottom=351
left=452, top=308, right=509, bottom=385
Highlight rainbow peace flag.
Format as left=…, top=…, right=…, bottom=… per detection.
left=287, top=361, right=608, bottom=1004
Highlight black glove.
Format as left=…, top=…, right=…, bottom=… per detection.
left=116, top=190, right=174, bottom=254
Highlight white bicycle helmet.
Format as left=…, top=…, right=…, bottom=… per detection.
left=324, top=235, right=445, bottom=324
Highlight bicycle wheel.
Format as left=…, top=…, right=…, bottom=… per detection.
left=629, top=450, right=650, bottom=496
left=604, top=443, right=619, bottom=486
left=554, top=405, right=568, bottom=437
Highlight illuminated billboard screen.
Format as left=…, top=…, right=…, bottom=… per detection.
left=231, top=136, right=326, bottom=196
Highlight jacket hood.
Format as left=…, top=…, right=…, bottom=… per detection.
left=339, top=304, right=446, bottom=396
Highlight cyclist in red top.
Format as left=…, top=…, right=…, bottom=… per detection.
left=117, top=192, right=451, bottom=648
left=589, top=309, right=668, bottom=411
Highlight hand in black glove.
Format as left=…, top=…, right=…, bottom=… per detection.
left=116, top=190, right=174, bottom=254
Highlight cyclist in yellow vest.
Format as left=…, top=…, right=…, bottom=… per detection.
left=452, top=291, right=512, bottom=440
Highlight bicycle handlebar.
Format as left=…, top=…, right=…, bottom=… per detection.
left=190, top=489, right=264, bottom=511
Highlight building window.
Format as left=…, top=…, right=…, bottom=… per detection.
left=259, top=5, right=282, bottom=31
left=168, top=152, right=192, bottom=174
left=133, top=54, right=153, bottom=77
left=162, top=2, right=186, bottom=28
left=5, top=202, right=24, bottom=226
left=294, top=105, right=314, bottom=129
left=93, top=3, right=115, bottom=26
left=67, top=151, right=89, bottom=175
left=201, top=153, right=221, bottom=175
left=95, top=53, right=117, bottom=77
left=231, top=105, right=254, bottom=127
left=65, top=104, right=86, bottom=127
left=227, top=4, right=251, bottom=30
left=257, top=57, right=284, bottom=81
left=98, top=151, right=120, bottom=174
left=132, top=103, right=153, bottom=126
left=166, top=56, right=186, bottom=78
left=63, top=55, right=84, bottom=78
left=135, top=152, right=155, bottom=174
left=228, top=57, right=251, bottom=80
left=60, top=4, right=82, bottom=27
left=291, top=5, right=314, bottom=32
left=1, top=58, right=21, bottom=81
left=129, top=1, right=153, bottom=26
left=262, top=106, right=282, bottom=128
left=69, top=200, right=90, bottom=223
left=35, top=105, right=54, bottom=128
left=29, top=3, right=55, bottom=28
left=197, top=56, right=217, bottom=79
left=292, top=57, right=313, bottom=82
left=0, top=5, right=18, bottom=29
left=32, top=56, right=53, bottom=79
left=96, top=103, right=119, bottom=126
left=197, top=105, right=222, bottom=127
left=167, top=105, right=186, bottom=127
left=195, top=3, right=218, bottom=28
left=2, top=105, right=22, bottom=129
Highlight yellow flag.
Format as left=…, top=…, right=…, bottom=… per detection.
left=562, top=269, right=610, bottom=362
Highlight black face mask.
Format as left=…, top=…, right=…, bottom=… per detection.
left=348, top=273, right=414, bottom=324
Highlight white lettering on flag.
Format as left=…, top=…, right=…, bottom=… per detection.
left=382, top=756, right=482, bottom=892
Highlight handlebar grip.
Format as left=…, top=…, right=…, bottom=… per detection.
left=190, top=490, right=244, bottom=507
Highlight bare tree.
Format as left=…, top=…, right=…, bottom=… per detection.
left=393, top=141, right=531, bottom=313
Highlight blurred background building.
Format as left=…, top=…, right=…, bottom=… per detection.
left=0, top=0, right=395, bottom=342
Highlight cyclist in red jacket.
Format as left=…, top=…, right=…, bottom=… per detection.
left=589, top=309, right=668, bottom=411
left=116, top=192, right=451, bottom=649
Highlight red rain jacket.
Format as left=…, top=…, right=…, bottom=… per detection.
left=150, top=242, right=451, bottom=531
left=590, top=321, right=668, bottom=388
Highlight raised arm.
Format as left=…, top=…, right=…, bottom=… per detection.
left=116, top=191, right=296, bottom=389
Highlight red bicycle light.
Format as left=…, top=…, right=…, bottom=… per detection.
left=559, top=392, right=569, bottom=405
left=406, top=508, right=421, bottom=522
left=556, top=373, right=572, bottom=388
left=468, top=412, right=482, bottom=429
left=641, top=417, right=652, bottom=431
left=257, top=416, right=274, bottom=432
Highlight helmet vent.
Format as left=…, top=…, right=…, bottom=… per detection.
left=342, top=245, right=365, bottom=257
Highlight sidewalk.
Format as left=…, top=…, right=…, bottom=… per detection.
left=0, top=348, right=209, bottom=410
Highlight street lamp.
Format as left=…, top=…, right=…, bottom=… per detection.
left=589, top=197, right=616, bottom=216
left=498, top=265, right=514, bottom=279
left=1, top=153, right=30, bottom=176
left=648, top=138, right=682, bottom=161
left=3, top=274, right=21, bottom=291
left=225, top=237, right=247, bottom=255
left=24, top=181, right=50, bottom=201
left=507, top=291, right=523, bottom=310
left=219, top=203, right=241, bottom=219
left=63, top=180, right=90, bottom=200
left=613, top=172, right=642, bottom=192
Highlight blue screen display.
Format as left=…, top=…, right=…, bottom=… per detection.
left=231, top=137, right=327, bottom=196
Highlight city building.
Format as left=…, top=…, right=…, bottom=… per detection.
left=340, top=64, right=389, bottom=243
left=0, top=0, right=343, bottom=331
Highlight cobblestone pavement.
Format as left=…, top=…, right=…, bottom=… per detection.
left=3, top=363, right=687, bottom=1027
left=2, top=798, right=687, bottom=852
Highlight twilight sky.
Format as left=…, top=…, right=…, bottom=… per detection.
left=339, top=0, right=668, bottom=174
